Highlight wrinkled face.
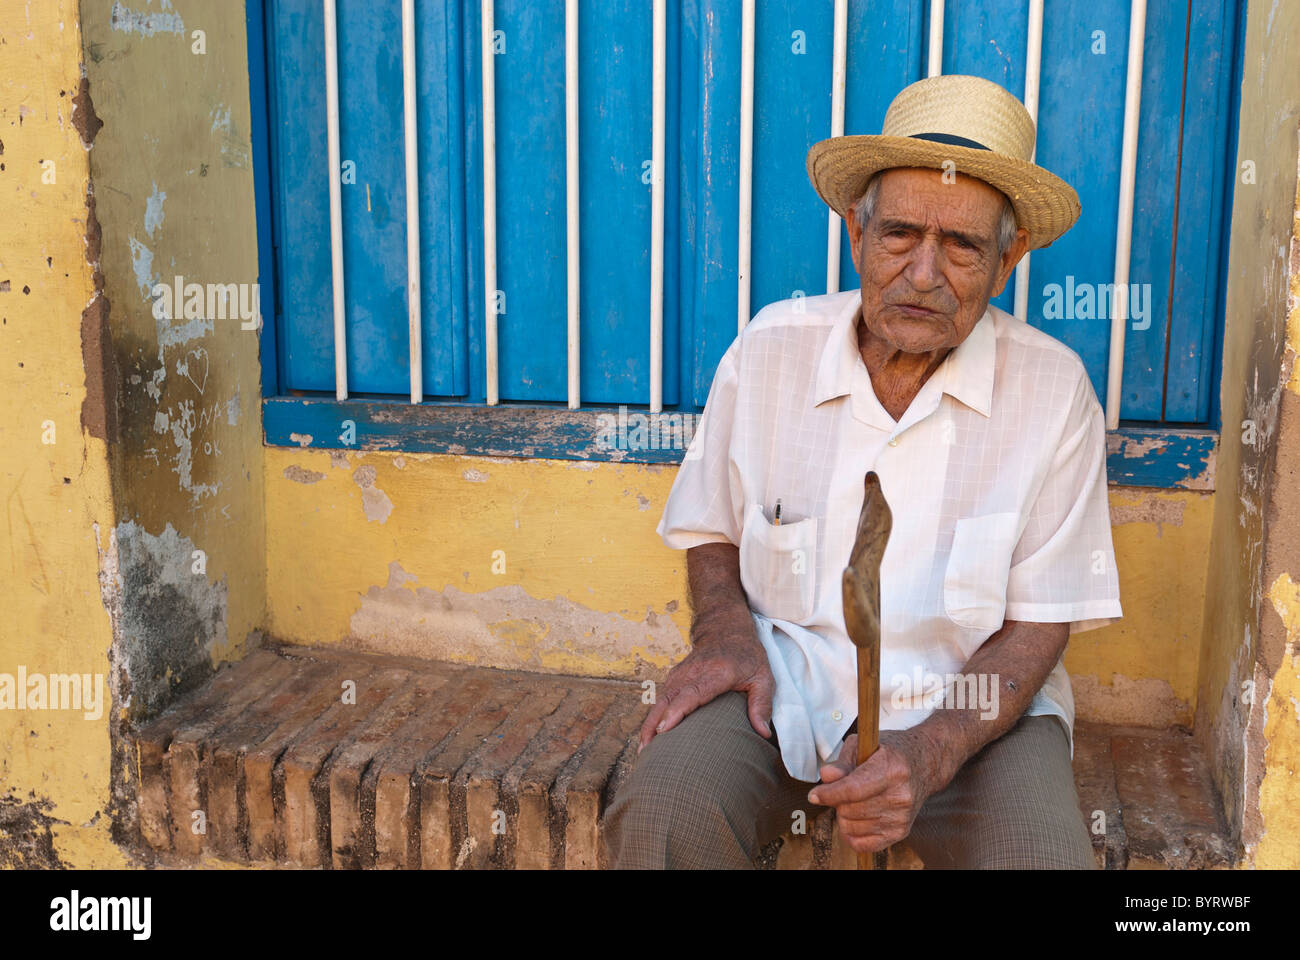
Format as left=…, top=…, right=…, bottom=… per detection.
left=846, top=167, right=1025, bottom=354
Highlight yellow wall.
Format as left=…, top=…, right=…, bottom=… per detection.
left=79, top=0, right=268, bottom=718
left=264, top=449, right=690, bottom=678
left=2, top=0, right=269, bottom=868
left=1072, top=489, right=1213, bottom=727
left=0, top=0, right=126, bottom=868
left=1249, top=164, right=1300, bottom=869
left=264, top=447, right=1213, bottom=729
left=1259, top=571, right=1300, bottom=866
left=1197, top=0, right=1300, bottom=863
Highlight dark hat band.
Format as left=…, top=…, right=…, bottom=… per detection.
left=908, top=132, right=991, bottom=150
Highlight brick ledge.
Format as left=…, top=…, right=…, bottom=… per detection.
left=128, top=644, right=1234, bottom=869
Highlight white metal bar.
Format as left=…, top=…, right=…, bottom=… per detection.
left=737, top=0, right=755, bottom=334
left=927, top=0, right=945, bottom=77
left=1012, top=0, right=1043, bottom=322
left=650, top=0, right=666, bottom=412
left=566, top=0, right=581, bottom=409
left=324, top=0, right=347, bottom=400
left=403, top=0, right=423, bottom=403
left=482, top=0, right=500, bottom=405
left=1106, top=0, right=1146, bottom=430
left=825, top=0, right=849, bottom=294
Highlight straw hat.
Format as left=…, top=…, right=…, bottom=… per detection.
left=806, top=74, right=1080, bottom=250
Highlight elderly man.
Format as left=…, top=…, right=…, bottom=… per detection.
left=603, top=74, right=1122, bottom=870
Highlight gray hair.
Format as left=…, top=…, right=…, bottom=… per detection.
left=852, top=170, right=1019, bottom=257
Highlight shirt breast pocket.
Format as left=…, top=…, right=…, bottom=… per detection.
left=943, top=512, right=1020, bottom=632
left=739, top=502, right=818, bottom=623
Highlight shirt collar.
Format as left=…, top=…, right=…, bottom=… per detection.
left=813, top=290, right=996, bottom=419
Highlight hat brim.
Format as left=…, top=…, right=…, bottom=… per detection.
left=806, top=135, right=1081, bottom=250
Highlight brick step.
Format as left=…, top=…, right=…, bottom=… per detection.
left=132, top=645, right=647, bottom=869
left=127, top=644, right=1234, bottom=869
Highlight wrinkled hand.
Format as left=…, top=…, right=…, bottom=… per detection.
left=806, top=729, right=938, bottom=854
left=638, top=636, right=775, bottom=752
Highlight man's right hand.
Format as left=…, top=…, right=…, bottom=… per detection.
left=638, top=617, right=775, bottom=752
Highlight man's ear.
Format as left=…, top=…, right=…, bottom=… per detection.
left=844, top=205, right=862, bottom=273
left=990, top=227, right=1030, bottom=297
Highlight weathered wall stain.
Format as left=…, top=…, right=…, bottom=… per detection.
left=1252, top=571, right=1300, bottom=865
left=109, top=0, right=184, bottom=38
left=352, top=464, right=393, bottom=523
left=283, top=464, right=324, bottom=484
left=348, top=562, right=685, bottom=679
left=1109, top=495, right=1186, bottom=536
left=71, top=76, right=103, bottom=145
left=1072, top=674, right=1191, bottom=729
left=99, top=520, right=228, bottom=721
left=75, top=76, right=118, bottom=445
left=0, top=795, right=68, bottom=869
left=1105, top=432, right=1217, bottom=489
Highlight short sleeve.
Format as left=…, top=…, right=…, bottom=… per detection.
left=656, top=337, right=745, bottom=550
left=1004, top=374, right=1123, bottom=632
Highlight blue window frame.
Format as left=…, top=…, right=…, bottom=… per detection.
left=249, top=0, right=1243, bottom=489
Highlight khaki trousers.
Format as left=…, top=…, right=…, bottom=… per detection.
left=603, top=691, right=1096, bottom=869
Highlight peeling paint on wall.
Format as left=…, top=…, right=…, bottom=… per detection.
left=1109, top=495, right=1186, bottom=536
left=352, top=464, right=393, bottom=523
left=109, top=0, right=183, bottom=38
left=97, top=520, right=229, bottom=720
left=163, top=399, right=222, bottom=502
left=71, top=76, right=102, bottom=146
left=128, top=237, right=154, bottom=298
left=77, top=83, right=118, bottom=445
left=1253, top=572, right=1300, bottom=865
left=1111, top=433, right=1166, bottom=459
left=283, top=465, right=324, bottom=484
left=143, top=182, right=165, bottom=238
left=0, top=795, right=68, bottom=869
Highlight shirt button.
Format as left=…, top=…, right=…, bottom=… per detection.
left=888, top=438, right=898, bottom=447
left=832, top=710, right=843, bottom=721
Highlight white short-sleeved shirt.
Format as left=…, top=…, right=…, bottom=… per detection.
left=657, top=289, right=1123, bottom=782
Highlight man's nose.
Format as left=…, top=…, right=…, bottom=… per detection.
left=903, top=237, right=945, bottom=292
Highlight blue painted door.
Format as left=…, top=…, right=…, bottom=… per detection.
left=259, top=0, right=1240, bottom=423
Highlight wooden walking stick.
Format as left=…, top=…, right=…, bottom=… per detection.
left=841, top=471, right=893, bottom=870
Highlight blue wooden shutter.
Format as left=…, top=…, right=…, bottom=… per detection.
left=266, top=0, right=467, bottom=397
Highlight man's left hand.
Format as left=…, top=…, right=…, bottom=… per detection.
left=806, top=729, right=941, bottom=854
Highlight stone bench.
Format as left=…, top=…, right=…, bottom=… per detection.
left=128, top=643, right=1233, bottom=869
